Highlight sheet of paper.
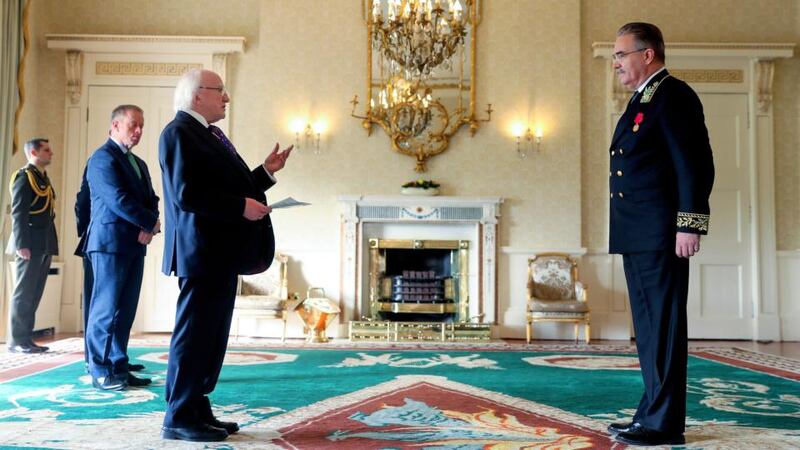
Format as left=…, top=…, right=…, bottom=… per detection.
left=270, top=197, right=311, bottom=209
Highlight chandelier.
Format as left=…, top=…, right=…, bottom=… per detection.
left=370, top=0, right=467, bottom=79
left=351, top=0, right=491, bottom=172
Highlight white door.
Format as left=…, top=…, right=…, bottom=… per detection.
left=85, top=85, right=178, bottom=332
left=687, top=93, right=752, bottom=339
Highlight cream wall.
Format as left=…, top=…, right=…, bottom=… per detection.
left=9, top=0, right=800, bottom=337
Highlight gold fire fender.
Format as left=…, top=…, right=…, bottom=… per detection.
left=349, top=320, right=491, bottom=342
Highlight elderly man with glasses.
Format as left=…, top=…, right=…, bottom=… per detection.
left=605, top=22, right=715, bottom=446
left=158, top=69, right=292, bottom=442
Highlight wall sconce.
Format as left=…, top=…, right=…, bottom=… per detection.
left=290, top=118, right=324, bottom=154
left=512, top=123, right=543, bottom=159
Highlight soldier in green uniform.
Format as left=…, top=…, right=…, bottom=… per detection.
left=6, top=138, right=59, bottom=353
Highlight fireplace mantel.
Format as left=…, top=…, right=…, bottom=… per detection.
left=338, top=195, right=503, bottom=331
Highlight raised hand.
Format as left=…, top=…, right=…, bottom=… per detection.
left=263, top=143, right=293, bottom=174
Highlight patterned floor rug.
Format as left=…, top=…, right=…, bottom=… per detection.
left=0, top=338, right=798, bottom=449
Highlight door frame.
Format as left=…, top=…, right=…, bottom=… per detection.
left=45, top=34, right=244, bottom=332
left=592, top=42, right=795, bottom=341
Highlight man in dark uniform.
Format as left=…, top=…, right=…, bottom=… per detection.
left=605, top=23, right=715, bottom=446
left=6, top=138, right=58, bottom=354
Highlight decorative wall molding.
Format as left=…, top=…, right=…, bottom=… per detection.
left=95, top=61, right=202, bottom=76
left=592, top=42, right=795, bottom=59
left=755, top=61, right=775, bottom=113
left=669, top=69, right=743, bottom=83
left=65, top=51, right=82, bottom=104
left=46, top=34, right=245, bottom=54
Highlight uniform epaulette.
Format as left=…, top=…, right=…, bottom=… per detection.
left=10, top=166, right=54, bottom=215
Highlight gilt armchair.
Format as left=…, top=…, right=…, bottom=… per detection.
left=232, top=252, right=297, bottom=342
left=526, top=253, right=590, bottom=344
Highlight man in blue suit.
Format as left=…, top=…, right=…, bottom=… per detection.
left=605, top=23, right=714, bottom=447
left=85, top=104, right=160, bottom=391
left=158, top=69, right=292, bottom=442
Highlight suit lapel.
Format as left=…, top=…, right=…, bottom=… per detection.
left=105, top=139, right=147, bottom=199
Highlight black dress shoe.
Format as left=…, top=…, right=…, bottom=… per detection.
left=206, top=417, right=239, bottom=434
left=29, top=342, right=49, bottom=352
left=92, top=375, right=127, bottom=391
left=607, top=421, right=640, bottom=435
left=127, top=373, right=152, bottom=387
left=161, top=424, right=228, bottom=442
left=127, top=363, right=145, bottom=372
left=7, top=343, right=47, bottom=354
left=615, top=425, right=685, bottom=446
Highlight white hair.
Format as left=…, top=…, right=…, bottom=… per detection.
left=173, top=68, right=203, bottom=112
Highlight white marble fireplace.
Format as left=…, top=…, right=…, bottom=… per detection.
left=338, top=196, right=503, bottom=329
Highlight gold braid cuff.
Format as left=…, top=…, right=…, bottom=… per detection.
left=676, top=212, right=709, bottom=232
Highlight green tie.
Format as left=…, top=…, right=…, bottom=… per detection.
left=126, top=151, right=142, bottom=179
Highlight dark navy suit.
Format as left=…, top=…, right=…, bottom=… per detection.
left=74, top=166, right=93, bottom=364
left=609, top=69, right=714, bottom=434
left=159, top=111, right=275, bottom=428
left=85, top=139, right=159, bottom=380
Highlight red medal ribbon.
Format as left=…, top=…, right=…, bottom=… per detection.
left=634, top=112, right=644, bottom=125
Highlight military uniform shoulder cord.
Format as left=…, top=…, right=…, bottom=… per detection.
left=8, top=169, right=54, bottom=215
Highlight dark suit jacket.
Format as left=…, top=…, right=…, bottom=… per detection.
left=6, top=164, right=58, bottom=255
left=609, top=69, right=715, bottom=254
left=158, top=111, right=276, bottom=277
left=85, top=139, right=159, bottom=255
left=74, top=166, right=90, bottom=257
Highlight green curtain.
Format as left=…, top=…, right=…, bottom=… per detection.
left=1, top=0, right=27, bottom=325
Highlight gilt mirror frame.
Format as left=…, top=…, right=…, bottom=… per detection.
left=355, top=0, right=489, bottom=172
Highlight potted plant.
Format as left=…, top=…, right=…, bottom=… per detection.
left=401, top=179, right=440, bottom=196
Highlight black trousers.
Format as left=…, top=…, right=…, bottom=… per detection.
left=163, top=273, right=238, bottom=428
left=623, top=250, right=689, bottom=434
left=9, top=254, right=52, bottom=346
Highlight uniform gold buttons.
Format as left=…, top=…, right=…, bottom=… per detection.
left=610, top=193, right=613, bottom=198
left=619, top=148, right=624, bottom=154
left=616, top=170, right=623, bottom=176
left=618, top=192, right=624, bottom=198
left=611, top=150, right=615, bottom=156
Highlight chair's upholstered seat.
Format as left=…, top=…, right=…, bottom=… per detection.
left=529, top=298, right=589, bottom=313
left=234, top=296, right=283, bottom=311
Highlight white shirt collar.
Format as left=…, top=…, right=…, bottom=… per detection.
left=109, top=136, right=129, bottom=154
left=636, top=66, right=667, bottom=93
left=182, top=108, right=210, bottom=128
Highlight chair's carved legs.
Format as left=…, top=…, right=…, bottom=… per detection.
left=281, top=318, right=287, bottom=343
left=526, top=322, right=532, bottom=344
left=574, top=323, right=579, bottom=342
left=585, top=322, right=591, bottom=344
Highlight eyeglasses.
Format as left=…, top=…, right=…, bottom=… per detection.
left=611, top=48, right=648, bottom=61
left=199, top=85, right=227, bottom=96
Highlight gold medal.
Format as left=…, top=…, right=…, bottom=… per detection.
left=633, top=124, right=639, bottom=132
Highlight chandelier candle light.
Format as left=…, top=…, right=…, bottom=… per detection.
left=352, top=0, right=492, bottom=172
left=371, top=0, right=466, bottom=79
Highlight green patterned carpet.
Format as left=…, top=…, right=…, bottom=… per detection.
left=0, top=339, right=798, bottom=449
